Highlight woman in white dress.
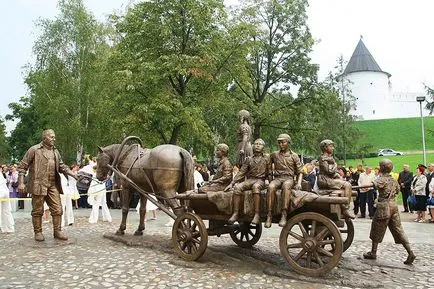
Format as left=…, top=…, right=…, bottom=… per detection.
left=88, top=173, right=112, bottom=224
left=68, top=164, right=80, bottom=209
left=0, top=171, right=14, bottom=233
left=60, top=173, right=75, bottom=227
left=136, top=195, right=158, bottom=221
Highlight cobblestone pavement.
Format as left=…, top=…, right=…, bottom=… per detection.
left=0, top=207, right=433, bottom=289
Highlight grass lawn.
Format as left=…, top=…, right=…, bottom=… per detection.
left=344, top=153, right=434, bottom=172
left=354, top=117, right=434, bottom=151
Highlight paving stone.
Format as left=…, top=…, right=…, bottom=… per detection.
left=1, top=208, right=433, bottom=288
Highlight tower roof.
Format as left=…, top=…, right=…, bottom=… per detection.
left=344, top=38, right=391, bottom=77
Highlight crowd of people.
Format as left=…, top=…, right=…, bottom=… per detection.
left=2, top=147, right=434, bottom=237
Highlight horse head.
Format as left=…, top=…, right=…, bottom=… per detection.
left=96, top=146, right=112, bottom=181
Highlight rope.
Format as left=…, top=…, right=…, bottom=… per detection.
left=0, top=188, right=123, bottom=202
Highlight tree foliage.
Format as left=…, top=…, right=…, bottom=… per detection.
left=109, top=0, right=236, bottom=155
left=227, top=0, right=318, bottom=142
left=6, top=97, right=40, bottom=161
left=12, top=0, right=117, bottom=163
left=6, top=0, right=361, bottom=164
left=322, top=55, right=362, bottom=163
left=0, top=117, right=11, bottom=163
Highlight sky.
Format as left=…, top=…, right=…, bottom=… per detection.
left=1, top=0, right=433, bottom=134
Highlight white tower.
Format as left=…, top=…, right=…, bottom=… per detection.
left=343, top=38, right=392, bottom=120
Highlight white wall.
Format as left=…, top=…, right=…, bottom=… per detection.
left=346, top=72, right=426, bottom=120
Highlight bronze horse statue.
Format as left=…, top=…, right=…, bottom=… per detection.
left=96, top=136, right=194, bottom=235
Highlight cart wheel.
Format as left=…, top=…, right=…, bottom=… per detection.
left=172, top=212, right=208, bottom=261
left=279, top=212, right=343, bottom=277
left=341, top=218, right=354, bottom=252
left=229, top=221, right=262, bottom=248
left=321, top=218, right=354, bottom=253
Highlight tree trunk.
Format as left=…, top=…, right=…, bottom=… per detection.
left=253, top=122, right=261, bottom=140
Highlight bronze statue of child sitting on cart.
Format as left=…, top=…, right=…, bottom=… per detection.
left=317, top=139, right=355, bottom=219
left=225, top=138, right=270, bottom=225
left=265, top=133, right=304, bottom=228
left=197, top=143, right=233, bottom=193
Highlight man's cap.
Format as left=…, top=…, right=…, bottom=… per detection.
left=418, top=164, right=427, bottom=173
left=277, top=133, right=291, bottom=141
left=418, top=164, right=427, bottom=169
left=339, top=166, right=347, bottom=175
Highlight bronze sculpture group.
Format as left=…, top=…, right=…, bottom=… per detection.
left=19, top=109, right=415, bottom=266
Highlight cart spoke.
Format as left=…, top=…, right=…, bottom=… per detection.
left=318, top=239, right=335, bottom=245
left=245, top=232, right=250, bottom=241
left=191, top=222, right=197, bottom=231
left=314, top=251, right=324, bottom=266
left=247, top=230, right=254, bottom=238
left=316, top=247, right=334, bottom=257
left=298, top=222, right=309, bottom=237
left=287, top=242, right=303, bottom=249
left=293, top=248, right=307, bottom=261
left=315, top=227, right=329, bottom=241
left=288, top=230, right=304, bottom=242
left=310, top=220, right=317, bottom=237
left=306, top=252, right=312, bottom=268
left=181, top=241, right=187, bottom=251
left=192, top=238, right=201, bottom=244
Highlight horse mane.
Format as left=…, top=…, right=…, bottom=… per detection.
left=103, top=144, right=140, bottom=165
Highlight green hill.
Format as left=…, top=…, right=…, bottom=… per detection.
left=354, top=116, right=434, bottom=152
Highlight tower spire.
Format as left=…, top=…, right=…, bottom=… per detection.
left=343, top=38, right=391, bottom=77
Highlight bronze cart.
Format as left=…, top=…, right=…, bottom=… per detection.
left=171, top=190, right=354, bottom=277
left=110, top=164, right=354, bottom=277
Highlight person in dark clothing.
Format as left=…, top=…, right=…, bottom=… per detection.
left=397, top=164, right=414, bottom=213
left=196, top=164, right=210, bottom=182
left=303, top=163, right=316, bottom=191
left=425, top=164, right=434, bottom=197
left=349, top=164, right=362, bottom=215
left=105, top=177, right=114, bottom=209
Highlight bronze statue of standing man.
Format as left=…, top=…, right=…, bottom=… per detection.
left=235, top=110, right=253, bottom=168
left=17, top=129, right=76, bottom=241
